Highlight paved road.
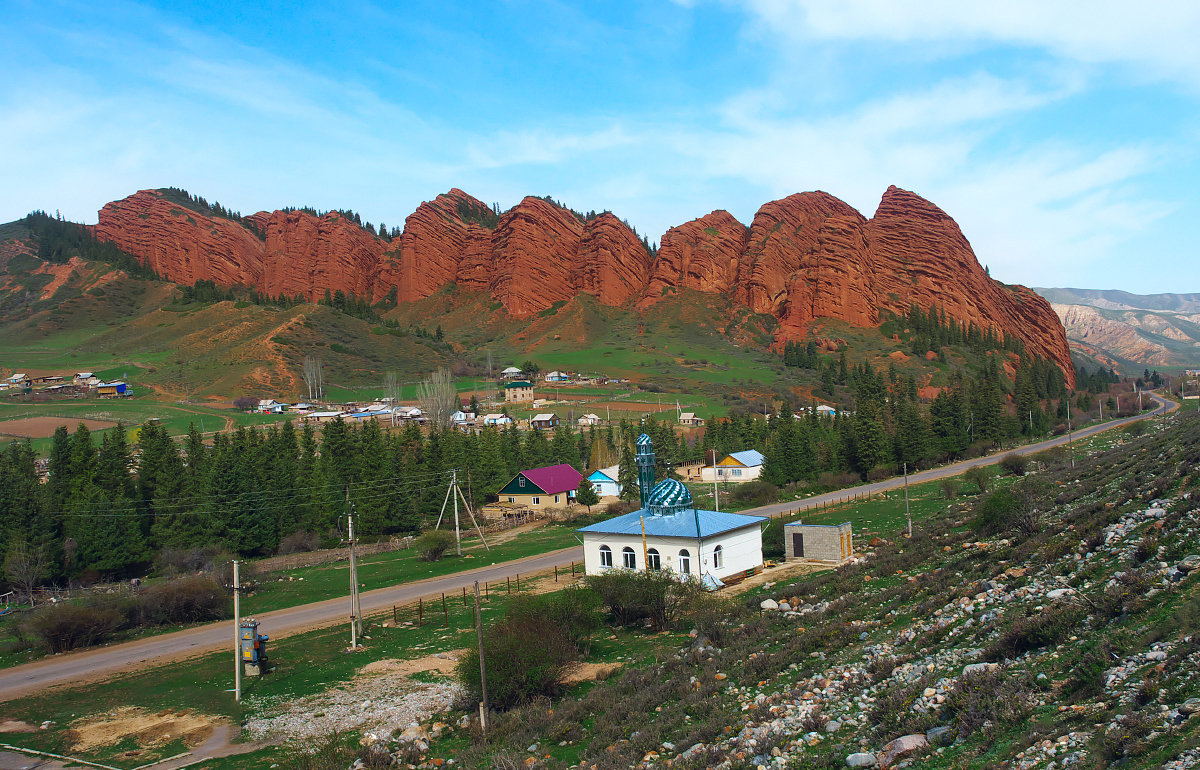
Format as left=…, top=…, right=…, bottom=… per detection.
left=743, top=393, right=1175, bottom=521
left=0, top=394, right=1175, bottom=700
left=0, top=545, right=583, bottom=702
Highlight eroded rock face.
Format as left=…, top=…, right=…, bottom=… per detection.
left=647, top=210, right=747, bottom=301
left=92, top=185, right=1073, bottom=382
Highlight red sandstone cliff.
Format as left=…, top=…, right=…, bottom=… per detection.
left=91, top=186, right=1073, bottom=382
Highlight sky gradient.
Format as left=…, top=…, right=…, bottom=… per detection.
left=3, top=0, right=1198, bottom=292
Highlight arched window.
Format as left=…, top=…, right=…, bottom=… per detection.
left=678, top=549, right=691, bottom=575
left=599, top=545, right=612, bottom=568
left=713, top=544, right=724, bottom=569
left=622, top=546, right=637, bottom=569
left=647, top=548, right=661, bottom=571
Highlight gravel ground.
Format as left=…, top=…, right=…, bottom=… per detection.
left=243, top=673, right=460, bottom=742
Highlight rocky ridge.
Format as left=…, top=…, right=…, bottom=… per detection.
left=92, top=185, right=1072, bottom=381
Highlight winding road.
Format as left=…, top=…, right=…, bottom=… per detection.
left=0, top=393, right=1176, bottom=701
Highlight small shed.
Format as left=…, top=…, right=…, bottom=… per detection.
left=784, top=521, right=853, bottom=563
left=530, top=413, right=559, bottom=430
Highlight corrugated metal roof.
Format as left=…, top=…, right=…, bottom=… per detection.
left=520, top=463, right=583, bottom=495
left=726, top=449, right=765, bottom=467
left=577, top=507, right=766, bottom=539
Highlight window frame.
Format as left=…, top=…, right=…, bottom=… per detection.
left=647, top=548, right=661, bottom=571
left=678, top=549, right=690, bottom=574
left=713, top=544, right=723, bottom=569
left=622, top=546, right=637, bottom=569
left=599, top=545, right=613, bottom=568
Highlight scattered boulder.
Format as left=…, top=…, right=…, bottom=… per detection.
left=846, top=752, right=877, bottom=767
left=760, top=599, right=779, bottom=611
left=962, top=662, right=998, bottom=677
left=1178, top=555, right=1200, bottom=572
left=879, top=734, right=928, bottom=768
left=1181, top=698, right=1200, bottom=715
left=926, top=726, right=954, bottom=745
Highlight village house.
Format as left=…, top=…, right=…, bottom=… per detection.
left=498, top=463, right=583, bottom=509
left=451, top=410, right=475, bottom=424
left=577, top=434, right=766, bottom=585
left=530, top=413, right=560, bottom=431
left=393, top=405, right=423, bottom=421
left=815, top=404, right=838, bottom=417
left=95, top=381, right=129, bottom=398
left=587, top=467, right=621, bottom=498
left=6, top=373, right=30, bottom=388
left=73, top=372, right=100, bottom=387
left=504, top=380, right=535, bottom=403
left=678, top=412, right=704, bottom=427
left=700, top=449, right=766, bottom=482
left=544, top=370, right=569, bottom=382
left=577, top=413, right=602, bottom=426
left=784, top=521, right=854, bottom=563
left=500, top=366, right=524, bottom=380
left=482, top=413, right=513, bottom=427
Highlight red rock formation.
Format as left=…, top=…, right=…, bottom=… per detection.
left=576, top=213, right=653, bottom=307
left=489, top=197, right=583, bottom=317
left=90, top=185, right=1073, bottom=383
left=646, top=210, right=747, bottom=302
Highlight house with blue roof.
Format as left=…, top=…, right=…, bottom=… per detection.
left=587, top=467, right=621, bottom=499
left=577, top=434, right=766, bottom=584
left=700, top=448, right=766, bottom=483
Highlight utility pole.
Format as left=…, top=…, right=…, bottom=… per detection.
left=1099, top=396, right=1103, bottom=421
left=903, top=462, right=912, bottom=538
left=474, top=581, right=489, bottom=738
left=452, top=470, right=461, bottom=557
left=345, top=497, right=361, bottom=647
left=232, top=560, right=242, bottom=702
left=435, top=471, right=491, bottom=553
left=711, top=451, right=720, bottom=512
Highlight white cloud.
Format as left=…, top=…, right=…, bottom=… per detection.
left=738, top=0, right=1200, bottom=84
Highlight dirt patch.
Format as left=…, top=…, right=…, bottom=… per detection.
left=726, top=560, right=830, bottom=595
left=67, top=707, right=222, bottom=753
left=589, top=401, right=676, bottom=413
left=0, top=416, right=118, bottom=438
left=0, top=719, right=35, bottom=733
left=359, top=650, right=464, bottom=677
left=563, top=662, right=622, bottom=684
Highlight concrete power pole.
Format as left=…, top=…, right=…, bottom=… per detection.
left=474, top=580, right=489, bottom=738
left=345, top=500, right=362, bottom=648
left=232, top=560, right=242, bottom=702
left=903, top=463, right=912, bottom=539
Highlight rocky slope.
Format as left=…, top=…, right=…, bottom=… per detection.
left=91, top=186, right=1072, bottom=380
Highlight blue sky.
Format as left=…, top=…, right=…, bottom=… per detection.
left=3, top=0, right=1198, bottom=292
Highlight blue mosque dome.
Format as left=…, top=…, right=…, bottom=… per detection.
left=646, top=478, right=693, bottom=517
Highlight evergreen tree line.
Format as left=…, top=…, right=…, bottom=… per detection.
left=21, top=212, right=160, bottom=281
left=156, top=187, right=265, bottom=240
left=895, top=303, right=1023, bottom=357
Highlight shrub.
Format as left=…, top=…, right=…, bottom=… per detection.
left=232, top=395, right=258, bottom=411
left=413, top=530, right=457, bottom=562
left=457, top=615, right=577, bottom=709
left=999, top=453, right=1028, bottom=476
left=963, top=466, right=990, bottom=494
left=586, top=569, right=702, bottom=631
left=983, top=604, right=1083, bottom=661
left=940, top=667, right=1036, bottom=738
left=26, top=602, right=123, bottom=653
left=503, top=586, right=603, bottom=654
left=278, top=530, right=321, bottom=554
left=940, top=478, right=958, bottom=500
left=156, top=546, right=225, bottom=576
left=138, top=575, right=230, bottom=625
left=729, top=480, right=778, bottom=506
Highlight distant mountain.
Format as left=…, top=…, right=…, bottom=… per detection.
left=1034, top=288, right=1200, bottom=372
left=1035, top=287, right=1200, bottom=313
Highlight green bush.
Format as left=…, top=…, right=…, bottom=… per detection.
left=729, top=480, right=778, bottom=506
left=974, top=488, right=1023, bottom=533
left=983, top=604, right=1083, bottom=661
left=138, top=575, right=230, bottom=625
left=457, top=615, right=578, bottom=709
left=999, top=453, right=1028, bottom=476
left=26, top=602, right=124, bottom=653
left=503, top=586, right=603, bottom=654
left=413, top=530, right=457, bottom=562
left=963, top=466, right=990, bottom=494
left=586, top=569, right=702, bottom=632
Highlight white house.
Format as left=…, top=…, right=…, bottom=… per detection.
left=577, top=413, right=602, bottom=426
left=482, top=413, right=513, bottom=427
left=544, top=371, right=569, bottom=382
left=500, top=366, right=524, bottom=379
left=578, top=434, right=765, bottom=584
left=815, top=404, right=838, bottom=418
left=587, top=467, right=621, bottom=498
left=678, top=412, right=704, bottom=427
left=700, top=449, right=766, bottom=483
left=451, top=410, right=476, bottom=424
left=394, top=406, right=423, bottom=420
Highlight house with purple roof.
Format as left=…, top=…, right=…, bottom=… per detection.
left=498, top=463, right=584, bottom=509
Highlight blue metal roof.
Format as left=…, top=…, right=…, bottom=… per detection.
left=726, top=449, right=765, bottom=467
left=577, top=507, right=767, bottom=539
left=588, top=470, right=616, bottom=483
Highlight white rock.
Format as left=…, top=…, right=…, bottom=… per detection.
left=846, top=752, right=877, bottom=767
left=760, top=599, right=779, bottom=611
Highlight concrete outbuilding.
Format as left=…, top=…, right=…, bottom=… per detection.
left=783, top=520, right=853, bottom=563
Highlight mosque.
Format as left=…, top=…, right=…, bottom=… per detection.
left=576, top=434, right=767, bottom=586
